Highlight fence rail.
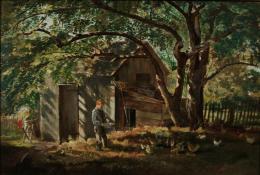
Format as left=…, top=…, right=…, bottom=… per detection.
left=0, top=115, right=21, bottom=136
left=204, top=101, right=260, bottom=128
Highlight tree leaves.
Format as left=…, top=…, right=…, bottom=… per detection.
left=1, top=0, right=259, bottom=114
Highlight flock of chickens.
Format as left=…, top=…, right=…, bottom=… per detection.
left=139, top=128, right=257, bottom=155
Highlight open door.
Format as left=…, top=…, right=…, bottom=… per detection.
left=59, top=84, right=78, bottom=143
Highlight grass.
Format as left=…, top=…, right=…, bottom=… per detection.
left=1, top=111, right=259, bottom=174
left=1, top=126, right=259, bottom=175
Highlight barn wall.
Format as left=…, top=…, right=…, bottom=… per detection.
left=136, top=110, right=170, bottom=127
left=40, top=76, right=60, bottom=141
left=116, top=57, right=167, bottom=128
left=40, top=76, right=115, bottom=141
left=118, top=58, right=157, bottom=86
left=40, top=57, right=168, bottom=141
left=78, top=77, right=115, bottom=140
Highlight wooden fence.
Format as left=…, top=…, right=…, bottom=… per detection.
left=204, top=101, right=260, bottom=128
left=0, top=115, right=21, bottom=135
left=1, top=115, right=41, bottom=137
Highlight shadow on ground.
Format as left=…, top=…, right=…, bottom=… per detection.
left=1, top=127, right=259, bottom=175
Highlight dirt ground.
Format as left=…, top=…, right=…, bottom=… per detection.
left=1, top=126, right=260, bottom=175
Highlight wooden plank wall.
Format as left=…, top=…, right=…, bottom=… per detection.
left=118, top=57, right=156, bottom=86
left=40, top=76, right=60, bottom=141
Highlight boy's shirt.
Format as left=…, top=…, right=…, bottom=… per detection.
left=92, top=108, right=106, bottom=126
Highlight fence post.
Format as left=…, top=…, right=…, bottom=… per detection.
left=207, top=103, right=211, bottom=123
left=228, top=105, right=235, bottom=126
left=244, top=104, right=250, bottom=127
left=204, top=103, right=208, bottom=121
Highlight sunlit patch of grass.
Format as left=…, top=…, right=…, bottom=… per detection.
left=1, top=128, right=23, bottom=140
left=1, top=139, right=34, bottom=148
left=1, top=116, right=23, bottom=141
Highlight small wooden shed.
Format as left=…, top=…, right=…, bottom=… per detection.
left=40, top=43, right=170, bottom=142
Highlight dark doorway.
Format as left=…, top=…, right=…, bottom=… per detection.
left=115, top=87, right=126, bottom=129
left=115, top=89, right=137, bottom=129
left=59, top=84, right=78, bottom=143
left=126, top=108, right=136, bottom=127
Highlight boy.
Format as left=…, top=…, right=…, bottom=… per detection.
left=91, top=99, right=113, bottom=151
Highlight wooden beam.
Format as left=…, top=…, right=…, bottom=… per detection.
left=124, top=99, right=163, bottom=113
left=124, top=90, right=164, bottom=104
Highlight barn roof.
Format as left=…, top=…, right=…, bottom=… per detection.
left=76, top=42, right=170, bottom=78
left=142, top=41, right=170, bottom=77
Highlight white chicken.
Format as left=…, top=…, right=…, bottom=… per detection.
left=197, top=134, right=207, bottom=140
left=246, top=135, right=256, bottom=144
left=213, top=138, right=222, bottom=146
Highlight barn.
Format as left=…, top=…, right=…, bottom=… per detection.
left=40, top=42, right=170, bottom=142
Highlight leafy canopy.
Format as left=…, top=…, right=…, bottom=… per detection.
left=1, top=0, right=259, bottom=113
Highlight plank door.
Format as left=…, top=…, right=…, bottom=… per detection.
left=59, top=85, right=78, bottom=142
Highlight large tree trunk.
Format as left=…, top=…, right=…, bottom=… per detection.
left=187, top=44, right=209, bottom=129
left=172, top=42, right=189, bottom=125
left=186, top=7, right=209, bottom=130
left=187, top=73, right=204, bottom=129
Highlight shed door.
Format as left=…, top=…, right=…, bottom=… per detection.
left=59, top=85, right=78, bottom=142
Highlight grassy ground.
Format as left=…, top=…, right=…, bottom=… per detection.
left=1, top=126, right=259, bottom=175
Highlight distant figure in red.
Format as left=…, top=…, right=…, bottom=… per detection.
left=17, top=110, right=33, bottom=142
left=17, top=118, right=23, bottom=129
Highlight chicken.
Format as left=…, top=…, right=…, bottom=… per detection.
left=245, top=135, right=256, bottom=144
left=197, top=134, right=206, bottom=140
left=140, top=144, right=153, bottom=154
left=213, top=138, right=222, bottom=146
left=187, top=143, right=200, bottom=153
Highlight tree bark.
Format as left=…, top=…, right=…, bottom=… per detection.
left=186, top=5, right=209, bottom=130
left=172, top=42, right=189, bottom=125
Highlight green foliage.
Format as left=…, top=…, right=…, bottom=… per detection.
left=212, top=3, right=259, bottom=58
left=1, top=0, right=259, bottom=114
left=204, top=62, right=260, bottom=103
left=158, top=49, right=177, bottom=71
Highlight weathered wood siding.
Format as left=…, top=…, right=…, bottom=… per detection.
left=118, top=58, right=157, bottom=86
left=40, top=56, right=167, bottom=140
left=136, top=110, right=170, bottom=127
left=116, top=57, right=167, bottom=128
left=40, top=76, right=60, bottom=141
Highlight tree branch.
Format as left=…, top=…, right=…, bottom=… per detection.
left=64, top=31, right=144, bottom=47
left=188, top=2, right=193, bottom=16
left=19, top=15, right=47, bottom=34
left=204, top=4, right=227, bottom=40
left=22, top=28, right=63, bottom=47
left=15, top=13, right=47, bottom=29
left=24, top=28, right=146, bottom=49
left=204, top=62, right=258, bottom=83
left=91, top=0, right=183, bottom=42
left=192, top=3, right=205, bottom=16
left=14, top=7, right=83, bottom=29
left=205, top=16, right=216, bottom=41
left=210, top=25, right=240, bottom=42
left=164, top=0, right=187, bottom=17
